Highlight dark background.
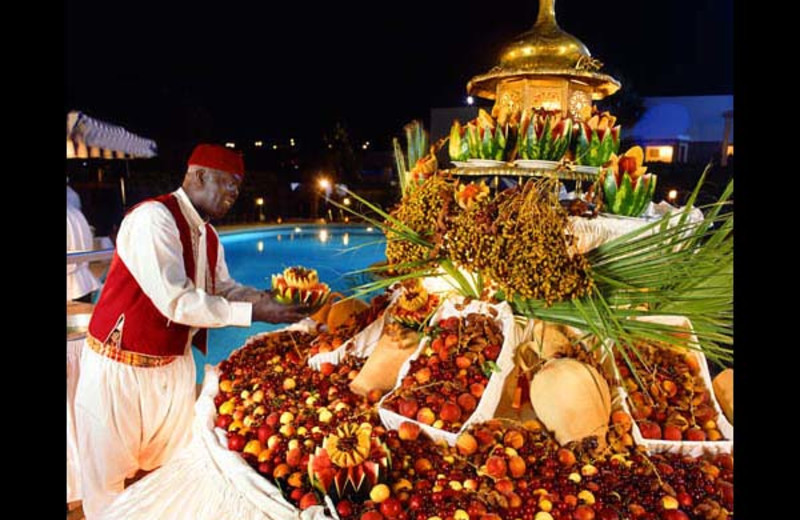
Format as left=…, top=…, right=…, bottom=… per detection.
left=66, top=0, right=733, bottom=150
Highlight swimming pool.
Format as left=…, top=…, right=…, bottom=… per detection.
left=195, top=224, right=387, bottom=382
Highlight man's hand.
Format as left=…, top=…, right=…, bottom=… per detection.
left=251, top=292, right=315, bottom=324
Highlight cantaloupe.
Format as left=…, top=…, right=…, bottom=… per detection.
left=529, top=322, right=573, bottom=360
left=529, top=358, right=611, bottom=448
left=349, top=328, right=420, bottom=396
left=712, top=368, right=733, bottom=424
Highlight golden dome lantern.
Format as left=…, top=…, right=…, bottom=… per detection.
left=467, top=0, right=620, bottom=121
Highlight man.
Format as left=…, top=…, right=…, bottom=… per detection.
left=74, top=144, right=312, bottom=518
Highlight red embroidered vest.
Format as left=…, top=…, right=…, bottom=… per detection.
left=88, top=193, right=219, bottom=357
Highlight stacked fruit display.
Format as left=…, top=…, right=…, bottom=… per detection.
left=447, top=108, right=621, bottom=166
left=616, top=342, right=728, bottom=445
left=381, top=313, right=504, bottom=434
left=214, top=326, right=734, bottom=518
left=352, top=419, right=733, bottom=520
left=271, top=266, right=331, bottom=306
left=215, top=330, right=390, bottom=510
left=449, top=109, right=510, bottom=162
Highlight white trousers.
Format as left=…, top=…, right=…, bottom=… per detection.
left=74, top=345, right=196, bottom=519
left=67, top=338, right=84, bottom=503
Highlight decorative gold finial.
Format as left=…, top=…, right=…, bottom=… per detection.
left=466, top=0, right=621, bottom=118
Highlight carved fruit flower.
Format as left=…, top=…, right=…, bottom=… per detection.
left=323, top=423, right=372, bottom=468
left=455, top=181, right=490, bottom=210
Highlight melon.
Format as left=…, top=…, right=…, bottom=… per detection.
left=529, top=358, right=611, bottom=448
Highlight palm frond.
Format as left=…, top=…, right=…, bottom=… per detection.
left=393, top=137, right=408, bottom=197
left=328, top=191, right=433, bottom=248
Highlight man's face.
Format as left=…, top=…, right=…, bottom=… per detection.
left=194, top=168, right=242, bottom=220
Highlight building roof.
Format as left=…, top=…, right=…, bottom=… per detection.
left=628, top=95, right=733, bottom=143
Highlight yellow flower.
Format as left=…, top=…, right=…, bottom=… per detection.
left=455, top=181, right=490, bottom=210
left=605, top=146, right=647, bottom=184
left=323, top=423, right=372, bottom=468
left=587, top=111, right=617, bottom=131
left=398, top=282, right=429, bottom=312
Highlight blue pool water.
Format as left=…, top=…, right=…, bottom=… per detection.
left=194, top=224, right=387, bottom=382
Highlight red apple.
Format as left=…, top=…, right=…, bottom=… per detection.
left=379, top=498, right=402, bottom=519
left=663, top=424, right=682, bottom=441
left=286, top=448, right=303, bottom=467
left=299, top=492, right=318, bottom=510
left=485, top=456, right=507, bottom=479
left=414, top=367, right=432, bottom=384
left=557, top=448, right=577, bottom=467
left=408, top=494, right=424, bottom=510
left=361, top=510, right=384, bottom=520
left=573, top=505, right=596, bottom=520
left=457, top=393, right=477, bottom=413
left=474, top=428, right=495, bottom=446
left=337, top=500, right=353, bottom=517
left=638, top=421, right=661, bottom=440
left=416, top=407, right=435, bottom=425
left=484, top=344, right=501, bottom=361
left=414, top=458, right=433, bottom=473
left=508, top=456, right=526, bottom=478
left=495, top=479, right=514, bottom=496
left=596, top=507, right=620, bottom=520
left=439, top=402, right=462, bottom=422
left=503, top=430, right=524, bottom=450
left=216, top=414, right=233, bottom=430
left=257, top=424, right=274, bottom=445
left=455, top=356, right=472, bottom=369
left=367, top=388, right=384, bottom=403
left=398, top=398, right=419, bottom=419
left=611, top=411, right=632, bottom=433
left=398, top=421, right=421, bottom=441
left=456, top=433, right=478, bottom=456
left=685, top=428, right=707, bottom=441
left=227, top=433, right=246, bottom=452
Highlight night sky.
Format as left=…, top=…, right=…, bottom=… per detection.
left=65, top=0, right=733, bottom=149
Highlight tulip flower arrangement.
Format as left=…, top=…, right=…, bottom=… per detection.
left=517, top=108, right=574, bottom=161
left=574, top=111, right=621, bottom=167
left=601, top=146, right=657, bottom=217
left=449, top=109, right=509, bottom=161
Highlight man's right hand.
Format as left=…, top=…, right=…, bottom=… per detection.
left=251, top=292, right=314, bottom=324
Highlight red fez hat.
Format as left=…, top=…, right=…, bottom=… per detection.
left=188, top=144, right=245, bottom=180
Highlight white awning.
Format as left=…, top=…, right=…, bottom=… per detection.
left=66, top=111, right=157, bottom=159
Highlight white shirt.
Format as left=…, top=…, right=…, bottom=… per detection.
left=67, top=205, right=101, bottom=300
left=67, top=185, right=82, bottom=210
left=114, top=188, right=255, bottom=334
